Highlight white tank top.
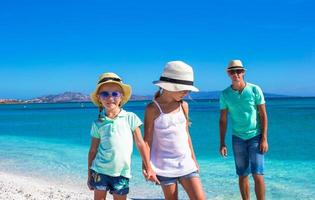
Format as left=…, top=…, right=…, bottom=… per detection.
left=150, top=100, right=197, bottom=177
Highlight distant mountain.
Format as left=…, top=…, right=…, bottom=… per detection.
left=25, top=92, right=154, bottom=103
left=25, top=92, right=90, bottom=103
left=188, top=91, right=221, bottom=99
left=130, top=95, right=152, bottom=101
left=264, top=93, right=289, bottom=98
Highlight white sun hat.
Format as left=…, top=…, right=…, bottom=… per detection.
left=153, top=61, right=199, bottom=92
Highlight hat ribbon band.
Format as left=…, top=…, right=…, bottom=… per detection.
left=228, top=66, right=243, bottom=70
left=159, top=76, right=193, bottom=86
left=98, top=77, right=122, bottom=84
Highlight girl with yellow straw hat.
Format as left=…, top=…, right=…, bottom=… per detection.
left=87, top=72, right=159, bottom=200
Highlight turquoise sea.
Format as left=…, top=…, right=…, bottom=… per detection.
left=0, top=98, right=315, bottom=199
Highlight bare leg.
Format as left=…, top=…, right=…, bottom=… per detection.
left=253, top=174, right=265, bottom=200
left=180, top=177, right=205, bottom=200
left=94, top=190, right=107, bottom=200
left=113, top=194, right=127, bottom=200
left=239, top=176, right=250, bottom=200
left=161, top=183, right=178, bottom=200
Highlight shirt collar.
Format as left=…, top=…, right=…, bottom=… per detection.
left=96, top=109, right=128, bottom=125
left=117, top=109, right=127, bottom=117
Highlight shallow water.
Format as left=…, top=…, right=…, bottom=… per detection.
left=1, top=98, right=315, bottom=199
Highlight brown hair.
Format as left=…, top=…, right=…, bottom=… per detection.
left=154, top=88, right=162, bottom=99
left=180, top=100, right=192, bottom=127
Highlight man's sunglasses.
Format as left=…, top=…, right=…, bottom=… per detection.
left=228, top=69, right=244, bottom=75
left=98, top=91, right=122, bottom=99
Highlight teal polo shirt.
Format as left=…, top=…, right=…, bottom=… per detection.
left=90, top=109, right=142, bottom=178
left=220, top=82, right=265, bottom=140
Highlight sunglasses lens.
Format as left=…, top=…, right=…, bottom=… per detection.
left=99, top=91, right=121, bottom=99
left=99, top=91, right=110, bottom=98
left=112, top=91, right=121, bottom=97
left=229, top=70, right=244, bottom=74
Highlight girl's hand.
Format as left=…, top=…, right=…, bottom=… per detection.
left=87, top=170, right=94, bottom=190
left=143, top=167, right=160, bottom=185
left=87, top=177, right=93, bottom=190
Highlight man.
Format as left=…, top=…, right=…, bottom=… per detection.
left=219, top=60, right=268, bottom=200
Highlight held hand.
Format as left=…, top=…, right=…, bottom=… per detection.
left=260, top=139, right=269, bottom=153
left=142, top=163, right=148, bottom=179
left=143, top=168, right=160, bottom=185
left=220, top=145, right=228, bottom=157
left=87, top=174, right=93, bottom=190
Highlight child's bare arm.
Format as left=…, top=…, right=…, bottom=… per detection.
left=134, top=126, right=159, bottom=184
left=87, top=137, right=100, bottom=189
left=88, top=138, right=100, bottom=170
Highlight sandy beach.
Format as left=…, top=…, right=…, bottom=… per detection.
left=0, top=171, right=165, bottom=200
left=0, top=171, right=92, bottom=200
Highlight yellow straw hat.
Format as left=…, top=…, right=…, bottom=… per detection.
left=90, top=72, right=132, bottom=107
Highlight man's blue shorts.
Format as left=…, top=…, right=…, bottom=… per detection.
left=88, top=170, right=129, bottom=195
left=232, top=134, right=264, bottom=176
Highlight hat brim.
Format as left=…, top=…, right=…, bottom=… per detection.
left=153, top=81, right=199, bottom=92
left=90, top=80, right=132, bottom=107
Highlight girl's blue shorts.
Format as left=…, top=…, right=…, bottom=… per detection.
left=88, top=170, right=129, bottom=195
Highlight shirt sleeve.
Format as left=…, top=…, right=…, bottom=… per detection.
left=219, top=92, right=228, bottom=110
left=254, top=86, right=266, bottom=105
left=128, top=112, right=143, bottom=133
left=90, top=122, right=100, bottom=138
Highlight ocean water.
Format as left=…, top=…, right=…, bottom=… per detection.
left=0, top=98, right=315, bottom=199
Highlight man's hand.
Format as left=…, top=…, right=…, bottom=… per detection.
left=220, top=145, right=228, bottom=157
left=260, top=138, right=268, bottom=153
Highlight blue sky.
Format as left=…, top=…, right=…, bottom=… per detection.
left=0, top=0, right=314, bottom=99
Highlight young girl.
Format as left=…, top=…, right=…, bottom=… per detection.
left=88, top=72, right=158, bottom=200
left=144, top=61, right=206, bottom=200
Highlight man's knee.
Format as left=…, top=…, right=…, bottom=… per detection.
left=253, top=174, right=264, bottom=183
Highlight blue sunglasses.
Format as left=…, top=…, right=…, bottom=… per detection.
left=99, top=91, right=122, bottom=99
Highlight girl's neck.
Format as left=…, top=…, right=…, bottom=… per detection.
left=158, top=93, right=177, bottom=104
left=105, top=107, right=121, bottom=119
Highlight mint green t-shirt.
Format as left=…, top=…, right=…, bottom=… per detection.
left=90, top=109, right=142, bottom=178
left=220, top=82, right=265, bottom=140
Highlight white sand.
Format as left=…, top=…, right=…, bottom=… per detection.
left=0, top=171, right=93, bottom=200
left=0, top=171, right=166, bottom=200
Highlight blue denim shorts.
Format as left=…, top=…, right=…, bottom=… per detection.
left=156, top=171, right=200, bottom=186
left=232, top=134, right=264, bottom=176
left=88, top=170, right=129, bottom=195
